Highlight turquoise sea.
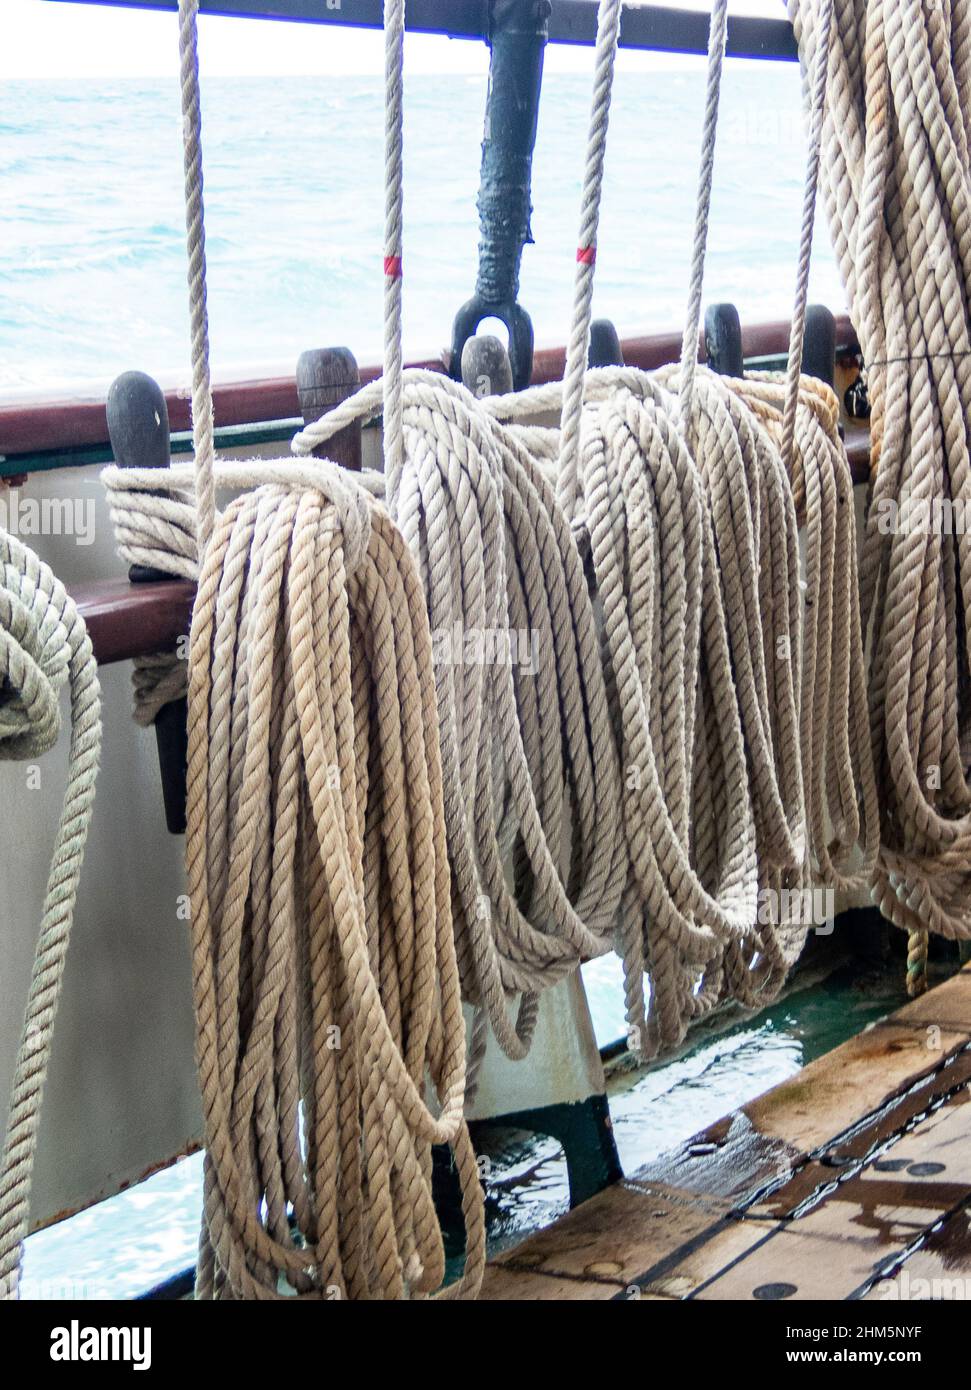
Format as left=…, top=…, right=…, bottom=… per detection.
left=0, top=64, right=841, bottom=394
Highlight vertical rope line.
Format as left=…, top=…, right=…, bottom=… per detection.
left=0, top=538, right=101, bottom=1299
left=177, top=0, right=217, bottom=559
left=556, top=0, right=623, bottom=517
left=383, top=0, right=406, bottom=503
left=678, top=0, right=730, bottom=434
left=781, top=0, right=835, bottom=471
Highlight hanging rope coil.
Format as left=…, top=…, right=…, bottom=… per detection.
left=569, top=370, right=767, bottom=1053
left=659, top=360, right=808, bottom=884
left=104, top=454, right=487, bottom=1298
left=730, top=371, right=879, bottom=896
left=185, top=467, right=483, bottom=1299
left=790, top=0, right=971, bottom=950
left=292, top=370, right=628, bottom=1069
left=101, top=0, right=489, bottom=1299
left=0, top=530, right=101, bottom=1299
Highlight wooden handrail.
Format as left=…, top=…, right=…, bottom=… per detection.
left=74, top=578, right=195, bottom=665
left=1, top=317, right=859, bottom=459
left=74, top=421, right=870, bottom=669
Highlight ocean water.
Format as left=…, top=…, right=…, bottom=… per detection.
left=0, top=64, right=843, bottom=395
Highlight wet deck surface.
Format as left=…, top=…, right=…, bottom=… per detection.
left=479, top=963, right=971, bottom=1300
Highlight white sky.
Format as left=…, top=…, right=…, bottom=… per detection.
left=3, top=0, right=787, bottom=79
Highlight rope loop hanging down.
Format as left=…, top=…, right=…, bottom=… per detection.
left=0, top=529, right=101, bottom=1300
left=290, top=0, right=633, bottom=1075
left=185, top=472, right=484, bottom=1299
left=790, top=0, right=971, bottom=946
left=291, top=370, right=629, bottom=1074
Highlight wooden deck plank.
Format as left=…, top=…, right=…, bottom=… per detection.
left=746, top=1043, right=971, bottom=1219
left=478, top=1180, right=740, bottom=1299
left=481, top=967, right=971, bottom=1300
left=740, top=1021, right=970, bottom=1154
left=884, top=966, right=971, bottom=1035
left=691, top=1223, right=907, bottom=1301
left=632, top=1022, right=971, bottom=1211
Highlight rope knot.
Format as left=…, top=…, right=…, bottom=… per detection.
left=299, top=461, right=373, bottom=575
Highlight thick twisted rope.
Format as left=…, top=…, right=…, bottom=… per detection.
left=711, top=0, right=878, bottom=909
left=177, top=0, right=216, bottom=557
left=294, top=0, right=631, bottom=1073
left=383, top=0, right=405, bottom=497
left=102, top=0, right=487, bottom=1298
left=291, top=373, right=627, bottom=1074
left=572, top=371, right=767, bottom=1053
left=477, top=0, right=856, bottom=1043
left=780, top=0, right=835, bottom=472
left=186, top=470, right=483, bottom=1299
left=0, top=529, right=101, bottom=1299
left=104, top=453, right=486, bottom=1298
left=118, top=0, right=220, bottom=725
left=556, top=0, right=622, bottom=516
left=730, top=371, right=879, bottom=895
left=660, top=359, right=808, bottom=884
left=678, top=0, right=729, bottom=433
left=790, top=0, right=971, bottom=956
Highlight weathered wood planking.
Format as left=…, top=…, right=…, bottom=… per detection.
left=479, top=964, right=971, bottom=1301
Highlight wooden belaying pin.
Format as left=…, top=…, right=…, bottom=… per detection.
left=106, top=370, right=188, bottom=835
left=588, top=318, right=624, bottom=368
left=296, top=347, right=362, bottom=471
left=704, top=302, right=744, bottom=378
left=802, top=304, right=837, bottom=388
left=106, top=371, right=173, bottom=582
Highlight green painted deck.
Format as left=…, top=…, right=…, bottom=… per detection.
left=479, top=963, right=971, bottom=1300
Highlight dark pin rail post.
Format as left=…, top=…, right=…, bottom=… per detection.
left=450, top=0, right=549, bottom=390
left=295, top=347, right=362, bottom=468
left=105, top=371, right=189, bottom=834
left=704, top=302, right=744, bottom=378
left=802, top=303, right=837, bottom=388
left=588, top=318, right=624, bottom=367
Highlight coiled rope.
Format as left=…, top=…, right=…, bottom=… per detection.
left=475, top=0, right=878, bottom=1044
left=0, top=529, right=101, bottom=1299
left=452, top=1, right=770, bottom=1052
left=104, top=0, right=486, bottom=1298
left=730, top=371, right=879, bottom=896
left=291, top=372, right=628, bottom=1074
left=188, top=469, right=483, bottom=1300
left=790, top=0, right=971, bottom=980
left=292, top=0, right=629, bottom=1078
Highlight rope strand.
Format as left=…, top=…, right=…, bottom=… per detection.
left=0, top=531, right=101, bottom=1299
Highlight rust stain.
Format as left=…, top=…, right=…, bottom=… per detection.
left=29, top=1137, right=202, bottom=1236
